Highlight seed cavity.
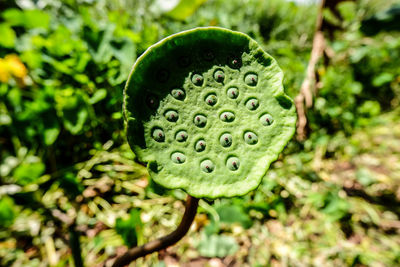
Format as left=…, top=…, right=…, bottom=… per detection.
left=228, top=55, right=242, bottom=69
left=203, top=50, right=215, bottom=61
left=146, top=94, right=159, bottom=109
left=164, top=110, right=179, bottom=122
left=220, top=133, right=232, bottom=147
left=227, top=87, right=239, bottom=99
left=220, top=111, right=235, bottom=122
left=213, top=69, right=225, bottom=83
left=191, top=73, right=204, bottom=86
left=193, top=114, right=207, bottom=128
left=200, top=159, right=215, bottom=173
left=171, top=152, right=186, bottom=164
left=226, top=156, right=240, bottom=171
left=245, top=98, right=259, bottom=110
left=175, top=130, right=188, bottom=142
left=244, top=73, right=258, bottom=86
left=157, top=69, right=169, bottom=82
left=244, top=131, right=258, bottom=145
left=260, top=113, right=274, bottom=126
left=205, top=94, right=217, bottom=106
left=152, top=128, right=165, bottom=142
left=195, top=139, right=206, bottom=152
left=171, top=89, right=185, bottom=100
left=178, top=56, right=191, bottom=67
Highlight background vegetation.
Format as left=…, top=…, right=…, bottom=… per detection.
left=1, top=0, right=400, bottom=266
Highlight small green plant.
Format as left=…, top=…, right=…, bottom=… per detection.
left=116, top=27, right=296, bottom=266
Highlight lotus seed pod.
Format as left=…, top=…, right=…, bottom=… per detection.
left=124, top=27, right=296, bottom=198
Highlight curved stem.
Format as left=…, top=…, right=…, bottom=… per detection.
left=111, top=195, right=199, bottom=267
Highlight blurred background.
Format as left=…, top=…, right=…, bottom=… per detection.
left=1, top=0, right=400, bottom=266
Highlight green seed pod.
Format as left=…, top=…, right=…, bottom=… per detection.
left=124, top=27, right=296, bottom=198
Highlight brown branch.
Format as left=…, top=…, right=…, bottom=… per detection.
left=111, top=195, right=199, bottom=267
left=295, top=0, right=326, bottom=140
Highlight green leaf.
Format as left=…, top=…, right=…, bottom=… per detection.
left=372, top=72, right=394, bottom=87
left=13, top=161, right=45, bottom=186
left=215, top=204, right=253, bottom=229
left=165, top=0, right=208, bottom=20
left=115, top=209, right=142, bottom=248
left=0, top=196, right=16, bottom=228
left=2, top=9, right=50, bottom=29
left=196, top=233, right=238, bottom=258
left=89, top=89, right=107, bottom=105
left=0, top=23, right=16, bottom=48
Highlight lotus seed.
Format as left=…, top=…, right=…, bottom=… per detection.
left=260, top=113, right=274, bottom=126
left=146, top=94, right=159, bottom=109
left=227, top=87, right=239, bottom=99
left=245, top=98, right=259, bottom=110
left=203, top=50, right=214, bottom=61
left=220, top=111, right=235, bottom=122
left=200, top=159, right=215, bottom=173
left=214, top=70, right=225, bottom=82
left=228, top=55, right=242, bottom=69
left=244, top=131, right=258, bottom=145
left=195, top=139, right=206, bottom=152
left=244, top=73, right=258, bottom=86
left=220, top=133, right=232, bottom=147
left=226, top=157, right=240, bottom=171
left=205, top=94, right=217, bottom=106
left=171, top=152, right=186, bottom=164
left=152, top=128, right=165, bottom=142
left=157, top=69, right=169, bottom=82
left=171, top=89, right=185, bottom=100
left=191, top=74, right=204, bottom=86
left=164, top=110, right=179, bottom=122
left=193, top=115, right=207, bottom=128
left=175, top=130, right=188, bottom=142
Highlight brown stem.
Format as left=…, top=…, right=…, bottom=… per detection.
left=111, top=195, right=199, bottom=267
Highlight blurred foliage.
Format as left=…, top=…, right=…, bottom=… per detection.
left=1, top=0, right=400, bottom=266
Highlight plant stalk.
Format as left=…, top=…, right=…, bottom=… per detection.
left=111, top=195, right=199, bottom=267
